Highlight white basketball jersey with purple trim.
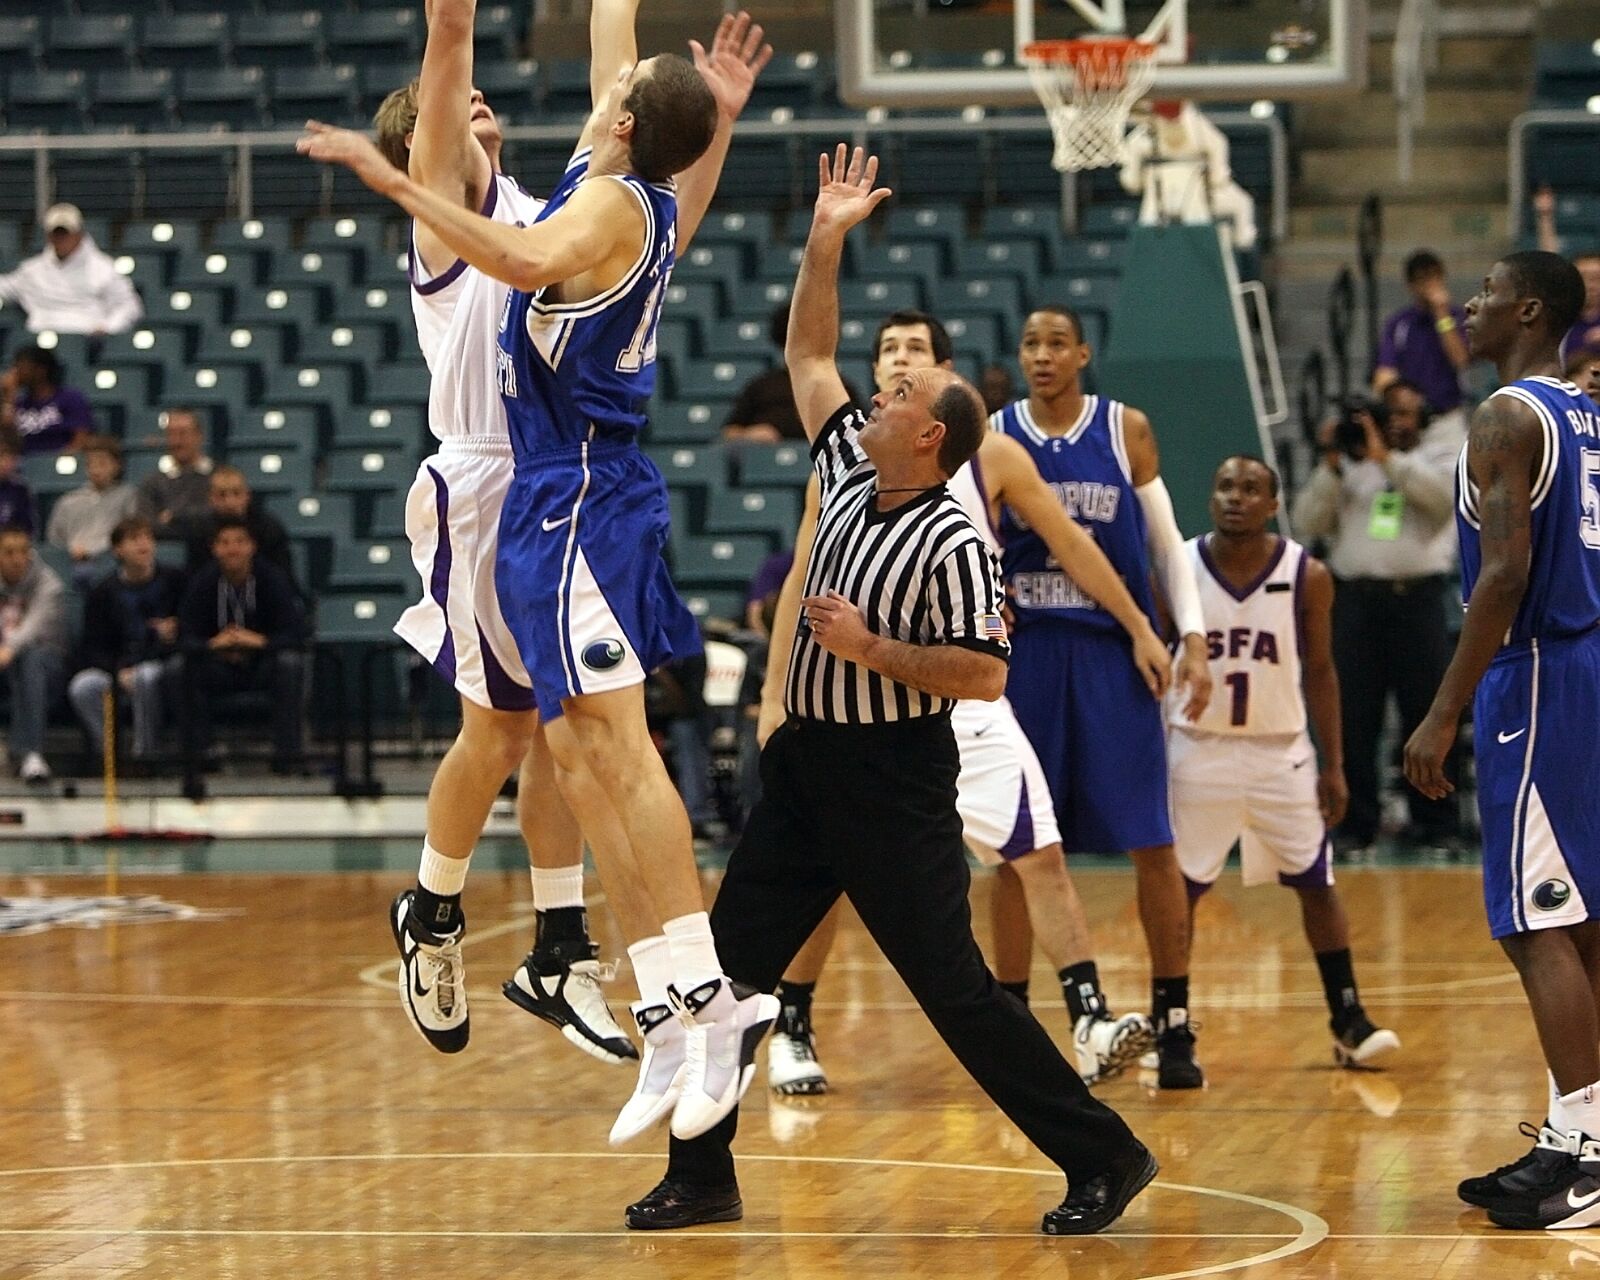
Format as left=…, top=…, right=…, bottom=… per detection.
left=1174, top=534, right=1308, bottom=736
left=409, top=172, right=544, bottom=442
left=946, top=453, right=1002, bottom=556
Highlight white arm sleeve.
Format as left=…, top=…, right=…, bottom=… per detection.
left=1136, top=476, right=1205, bottom=638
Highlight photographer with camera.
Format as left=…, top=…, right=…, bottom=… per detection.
left=1291, top=380, right=1461, bottom=857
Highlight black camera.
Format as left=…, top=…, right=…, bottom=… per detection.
left=1334, top=396, right=1386, bottom=459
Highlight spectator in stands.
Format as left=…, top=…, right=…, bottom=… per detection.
left=0, top=432, right=35, bottom=535
left=185, top=465, right=292, bottom=578
left=744, top=547, right=792, bottom=636
left=1533, top=187, right=1600, bottom=357
left=0, top=204, right=142, bottom=338
left=723, top=303, right=862, bottom=442
left=178, top=517, right=309, bottom=771
left=46, top=435, right=138, bottom=570
left=1567, top=346, right=1600, bottom=405
left=137, top=408, right=214, bottom=542
left=1292, top=378, right=1460, bottom=857
left=979, top=362, right=1015, bottom=416
left=1372, top=250, right=1473, bottom=443
left=69, top=516, right=184, bottom=762
left=0, top=526, right=67, bottom=783
left=0, top=346, right=94, bottom=455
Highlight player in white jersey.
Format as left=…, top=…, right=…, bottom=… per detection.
left=757, top=309, right=1175, bottom=1094
left=320, top=2, right=769, bottom=1072
left=1167, top=456, right=1399, bottom=1073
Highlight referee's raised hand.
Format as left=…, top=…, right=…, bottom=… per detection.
left=801, top=590, right=874, bottom=662
left=813, top=145, right=892, bottom=237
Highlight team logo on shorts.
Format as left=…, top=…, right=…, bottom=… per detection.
left=581, top=638, right=626, bottom=672
left=1533, top=879, right=1573, bottom=912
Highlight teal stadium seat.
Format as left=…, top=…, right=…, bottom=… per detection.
left=1055, top=237, right=1125, bottom=276
left=231, top=447, right=314, bottom=498
left=676, top=244, right=749, bottom=299
left=328, top=539, right=414, bottom=591
left=737, top=443, right=812, bottom=486
left=648, top=400, right=724, bottom=445
left=674, top=357, right=768, bottom=402
left=1081, top=203, right=1139, bottom=238
left=298, top=322, right=392, bottom=370
left=704, top=317, right=774, bottom=363
left=958, top=239, right=1046, bottom=295
left=262, top=365, right=358, bottom=418
left=230, top=406, right=321, bottom=452
left=883, top=204, right=965, bottom=255
left=326, top=10, right=420, bottom=63
left=45, top=15, right=133, bottom=72
left=366, top=491, right=408, bottom=539
left=0, top=18, right=40, bottom=75
left=178, top=67, right=266, bottom=130
left=316, top=591, right=407, bottom=645
left=232, top=12, right=324, bottom=71
left=358, top=60, right=420, bottom=118
left=8, top=70, right=89, bottom=131
left=706, top=488, right=802, bottom=545
left=143, top=285, right=229, bottom=330
left=234, top=285, right=329, bottom=329
left=693, top=211, right=777, bottom=250
left=89, top=366, right=156, bottom=433
left=119, top=220, right=203, bottom=255
left=140, top=13, right=227, bottom=70
left=470, top=59, right=542, bottom=123
left=325, top=447, right=415, bottom=495
left=171, top=250, right=258, bottom=293
left=646, top=444, right=726, bottom=498
left=333, top=403, right=427, bottom=452
left=282, top=491, right=355, bottom=542
left=874, top=241, right=946, bottom=286
left=679, top=589, right=744, bottom=626
left=730, top=280, right=792, bottom=321
left=270, top=65, right=359, bottom=126
left=194, top=323, right=290, bottom=371
left=91, top=69, right=173, bottom=129
left=664, top=281, right=722, bottom=330
left=838, top=278, right=923, bottom=316
left=671, top=533, right=768, bottom=589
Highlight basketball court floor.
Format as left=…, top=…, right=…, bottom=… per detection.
left=2, top=843, right=1589, bottom=1278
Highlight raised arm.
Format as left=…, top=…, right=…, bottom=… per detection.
left=579, top=0, right=641, bottom=153
left=674, top=12, right=771, bottom=254
left=1299, top=557, right=1348, bottom=826
left=985, top=433, right=1171, bottom=697
left=297, top=122, right=639, bottom=292
left=1403, top=395, right=1540, bottom=798
left=786, top=146, right=892, bottom=438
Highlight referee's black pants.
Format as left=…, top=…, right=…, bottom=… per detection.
left=665, top=712, right=1139, bottom=1188
left=1332, top=574, right=1459, bottom=844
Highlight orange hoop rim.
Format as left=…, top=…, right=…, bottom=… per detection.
left=1020, top=37, right=1157, bottom=80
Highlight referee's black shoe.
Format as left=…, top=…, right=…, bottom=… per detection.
left=1041, top=1144, right=1158, bottom=1236
left=625, top=1177, right=743, bottom=1230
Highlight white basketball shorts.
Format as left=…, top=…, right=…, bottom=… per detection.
left=952, top=696, right=1063, bottom=865
left=393, top=440, right=535, bottom=712
left=1167, top=726, right=1332, bottom=893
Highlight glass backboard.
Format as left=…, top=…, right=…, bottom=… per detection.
left=838, top=0, right=1366, bottom=107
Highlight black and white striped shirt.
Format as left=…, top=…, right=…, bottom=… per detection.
left=784, top=403, right=1010, bottom=724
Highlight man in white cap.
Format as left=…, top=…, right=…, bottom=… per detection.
left=0, top=204, right=143, bottom=337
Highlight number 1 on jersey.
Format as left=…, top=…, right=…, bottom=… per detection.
left=617, top=269, right=671, bottom=375
left=1224, top=671, right=1249, bottom=727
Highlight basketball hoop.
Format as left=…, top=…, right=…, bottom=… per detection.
left=1022, top=38, right=1159, bottom=172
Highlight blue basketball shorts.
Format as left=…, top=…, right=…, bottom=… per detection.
left=494, top=441, right=702, bottom=721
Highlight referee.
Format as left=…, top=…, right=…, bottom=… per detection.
left=623, top=146, right=1155, bottom=1236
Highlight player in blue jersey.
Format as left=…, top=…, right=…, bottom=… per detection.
left=1403, top=251, right=1600, bottom=1230
left=300, top=8, right=780, bottom=1147
left=994, top=306, right=1214, bottom=1088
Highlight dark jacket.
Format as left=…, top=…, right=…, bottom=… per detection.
left=178, top=557, right=308, bottom=653
left=79, top=565, right=187, bottom=673
left=0, top=476, right=35, bottom=535
left=185, top=502, right=293, bottom=578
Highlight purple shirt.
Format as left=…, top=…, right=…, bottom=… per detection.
left=746, top=549, right=794, bottom=606
left=12, top=385, right=93, bottom=454
left=1376, top=304, right=1468, bottom=413
left=1563, top=311, right=1600, bottom=363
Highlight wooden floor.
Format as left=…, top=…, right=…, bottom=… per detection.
left=2, top=858, right=1593, bottom=1278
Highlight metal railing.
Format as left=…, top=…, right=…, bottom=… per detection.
left=1508, top=109, right=1600, bottom=242
left=0, top=112, right=1289, bottom=242
left=1391, top=0, right=1439, bottom=183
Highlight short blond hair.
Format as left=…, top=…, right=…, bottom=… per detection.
left=374, top=80, right=421, bottom=172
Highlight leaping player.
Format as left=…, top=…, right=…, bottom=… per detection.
left=1169, top=455, right=1399, bottom=1071
left=301, top=2, right=778, bottom=1145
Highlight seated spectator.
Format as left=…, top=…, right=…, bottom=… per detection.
left=0, top=345, right=94, bottom=455
left=1533, top=188, right=1600, bottom=357
left=177, top=518, right=309, bottom=770
left=1567, top=346, right=1600, bottom=406
left=69, top=517, right=184, bottom=762
left=0, top=204, right=142, bottom=338
left=185, top=465, right=292, bottom=577
left=979, top=362, right=1015, bottom=415
left=0, top=431, right=35, bottom=535
left=722, top=304, right=862, bottom=443
left=137, top=407, right=215, bottom=543
left=0, top=526, right=67, bottom=783
left=744, top=547, right=792, bottom=636
left=46, top=435, right=138, bottom=568
left=1372, top=250, right=1474, bottom=442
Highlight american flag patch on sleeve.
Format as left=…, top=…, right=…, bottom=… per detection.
left=978, top=612, right=1008, bottom=643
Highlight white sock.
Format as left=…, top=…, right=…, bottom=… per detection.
left=662, top=910, right=725, bottom=995
left=530, top=863, right=585, bottom=911
left=628, top=935, right=675, bottom=1007
left=1561, top=1082, right=1600, bottom=1142
left=1551, top=1071, right=1569, bottom=1131
left=418, top=839, right=470, bottom=897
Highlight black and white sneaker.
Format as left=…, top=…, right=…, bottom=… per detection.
left=767, top=1018, right=828, bottom=1096
left=1488, top=1134, right=1600, bottom=1230
left=1459, top=1122, right=1577, bottom=1212
left=1041, top=1143, right=1159, bottom=1235
left=390, top=889, right=468, bottom=1054
left=669, top=978, right=780, bottom=1141
left=503, top=938, right=638, bottom=1065
left=1153, top=1012, right=1204, bottom=1090
left=1331, top=1010, right=1401, bottom=1069
left=1073, top=1011, right=1156, bottom=1086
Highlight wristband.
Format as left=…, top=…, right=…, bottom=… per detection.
left=1434, top=316, right=1457, bottom=334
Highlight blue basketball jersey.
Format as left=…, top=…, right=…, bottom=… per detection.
left=496, top=149, right=677, bottom=458
left=1457, top=376, right=1600, bottom=648
left=994, top=395, right=1158, bottom=635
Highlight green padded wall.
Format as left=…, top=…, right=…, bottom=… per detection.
left=1095, top=224, right=1268, bottom=535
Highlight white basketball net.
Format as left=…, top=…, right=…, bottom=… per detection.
left=1023, top=40, right=1159, bottom=172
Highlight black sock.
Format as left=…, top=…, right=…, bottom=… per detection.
left=530, top=906, right=591, bottom=971
left=1060, top=961, right=1107, bottom=1023
left=1000, top=979, right=1031, bottom=1006
left=412, top=884, right=462, bottom=934
left=1315, top=947, right=1361, bottom=1022
left=775, top=980, right=815, bottom=1031
left=1152, top=976, right=1189, bottom=1030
